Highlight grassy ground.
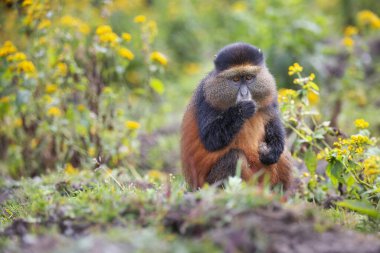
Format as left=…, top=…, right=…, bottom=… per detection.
left=1, top=168, right=380, bottom=253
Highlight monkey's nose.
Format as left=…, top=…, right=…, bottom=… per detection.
left=240, top=86, right=249, bottom=96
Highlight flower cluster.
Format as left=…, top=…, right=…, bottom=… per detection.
left=357, top=10, right=380, bottom=29
left=0, top=41, right=17, bottom=57
left=1, top=41, right=37, bottom=76
left=96, top=25, right=119, bottom=45
left=60, top=15, right=90, bottom=34
left=354, top=118, right=369, bottom=129
left=288, top=62, right=303, bottom=76
left=150, top=51, right=168, bottom=66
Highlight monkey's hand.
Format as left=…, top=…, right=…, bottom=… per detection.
left=259, top=142, right=280, bottom=165
left=237, top=101, right=256, bottom=119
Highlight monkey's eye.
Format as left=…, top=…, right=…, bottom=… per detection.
left=233, top=76, right=240, bottom=82
left=246, top=75, right=254, bottom=80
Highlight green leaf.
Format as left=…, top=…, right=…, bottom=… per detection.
left=150, top=78, right=165, bottom=95
left=326, top=160, right=344, bottom=187
left=337, top=199, right=380, bottom=218
left=304, top=148, right=317, bottom=175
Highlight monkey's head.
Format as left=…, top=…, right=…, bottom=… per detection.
left=203, top=42, right=277, bottom=110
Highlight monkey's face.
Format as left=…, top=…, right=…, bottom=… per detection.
left=204, top=65, right=276, bottom=110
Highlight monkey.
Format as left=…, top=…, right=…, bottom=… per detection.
left=180, top=42, right=292, bottom=190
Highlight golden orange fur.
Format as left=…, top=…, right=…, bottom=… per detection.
left=181, top=100, right=292, bottom=190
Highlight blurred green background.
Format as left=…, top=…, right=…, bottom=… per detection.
left=0, top=0, right=379, bottom=179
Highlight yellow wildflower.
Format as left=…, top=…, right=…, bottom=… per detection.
left=122, top=33, right=132, bottom=42
left=45, top=83, right=58, bottom=94
left=77, top=104, right=86, bottom=112
left=14, top=118, right=23, bottom=127
left=0, top=96, right=11, bottom=103
left=7, top=52, right=27, bottom=62
left=38, top=19, right=51, bottom=30
left=60, top=16, right=90, bottom=34
left=288, top=63, right=303, bottom=76
left=278, top=88, right=297, bottom=103
left=150, top=51, right=168, bottom=66
left=134, top=15, right=146, bottom=23
left=232, top=1, right=247, bottom=12
left=30, top=138, right=39, bottom=149
left=125, top=120, right=140, bottom=130
left=56, top=62, right=68, bottom=76
left=342, top=37, right=354, bottom=48
left=307, top=90, right=319, bottom=105
left=309, top=73, right=315, bottom=81
left=65, top=163, right=78, bottom=175
left=0, top=41, right=17, bottom=57
left=96, top=25, right=112, bottom=35
left=47, top=106, right=62, bottom=117
left=350, top=134, right=370, bottom=145
left=16, top=60, right=36, bottom=74
left=118, top=47, right=134, bottom=60
left=344, top=26, right=358, bottom=37
left=354, top=118, right=369, bottom=129
left=99, top=32, right=118, bottom=44
left=22, top=0, right=32, bottom=7
left=357, top=10, right=380, bottom=29
left=363, top=156, right=380, bottom=177
left=148, top=170, right=166, bottom=182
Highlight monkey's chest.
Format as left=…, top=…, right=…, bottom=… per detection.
left=230, top=115, right=265, bottom=166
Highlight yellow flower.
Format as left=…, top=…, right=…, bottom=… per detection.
left=342, top=37, right=354, bottom=48
left=354, top=119, right=369, bottom=129
left=65, top=163, right=78, bottom=175
left=134, top=15, right=146, bottom=23
left=7, top=52, right=27, bottom=62
left=118, top=47, right=134, bottom=60
left=232, top=1, right=247, bottom=12
left=56, top=62, right=68, bottom=76
left=125, top=120, right=140, bottom=130
left=0, top=41, right=17, bottom=57
left=122, top=33, right=132, bottom=42
left=77, top=104, right=86, bottom=112
left=22, top=0, right=32, bottom=7
left=148, top=170, right=166, bottom=182
left=38, top=19, right=51, bottom=30
left=47, top=106, right=62, bottom=117
left=278, top=88, right=297, bottom=103
left=60, top=16, right=90, bottom=34
left=150, top=51, right=168, bottom=66
left=363, top=156, right=380, bottom=177
left=307, top=90, right=319, bottom=105
left=288, top=62, right=303, bottom=76
left=30, top=138, right=39, bottom=149
left=357, top=10, right=380, bottom=29
left=14, top=118, right=23, bottom=128
left=45, top=83, right=58, bottom=94
left=344, top=26, right=358, bottom=37
left=96, top=25, right=112, bottom=35
left=99, top=32, right=118, bottom=44
left=0, top=96, right=11, bottom=103
left=16, top=60, right=36, bottom=74
left=309, top=73, right=315, bottom=81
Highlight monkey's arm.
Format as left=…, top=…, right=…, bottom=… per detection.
left=197, top=100, right=255, bottom=152
left=259, top=113, right=285, bottom=165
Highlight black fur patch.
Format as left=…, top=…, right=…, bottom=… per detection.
left=195, top=83, right=255, bottom=152
left=214, top=42, right=264, bottom=72
left=206, top=149, right=241, bottom=185
left=259, top=109, right=285, bottom=165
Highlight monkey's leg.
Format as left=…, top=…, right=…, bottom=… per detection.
left=206, top=149, right=249, bottom=186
